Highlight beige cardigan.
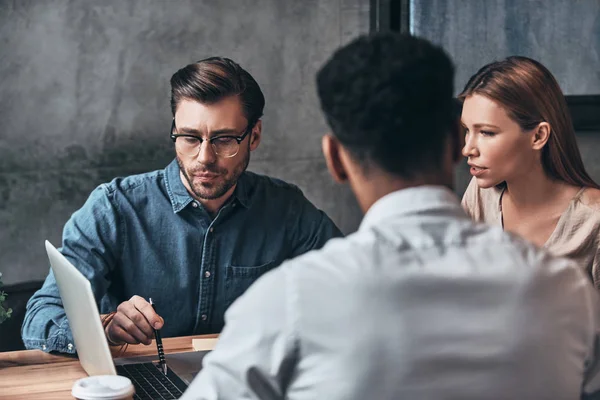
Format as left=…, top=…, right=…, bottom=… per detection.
left=462, top=177, right=600, bottom=288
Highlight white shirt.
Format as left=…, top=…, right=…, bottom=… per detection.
left=182, top=186, right=600, bottom=400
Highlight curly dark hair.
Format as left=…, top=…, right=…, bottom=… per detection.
left=316, top=33, right=456, bottom=178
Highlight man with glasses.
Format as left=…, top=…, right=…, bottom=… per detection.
left=22, top=57, right=341, bottom=353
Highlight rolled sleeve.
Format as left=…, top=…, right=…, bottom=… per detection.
left=21, top=280, right=76, bottom=353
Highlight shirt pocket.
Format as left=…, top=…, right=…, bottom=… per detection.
left=224, top=260, right=277, bottom=308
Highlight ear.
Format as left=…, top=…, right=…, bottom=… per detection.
left=322, top=134, right=348, bottom=183
left=249, top=120, right=262, bottom=151
left=531, top=122, right=551, bottom=151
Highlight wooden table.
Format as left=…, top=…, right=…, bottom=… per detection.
left=0, top=334, right=217, bottom=399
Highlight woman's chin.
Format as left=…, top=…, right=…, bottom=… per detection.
left=474, top=176, right=502, bottom=189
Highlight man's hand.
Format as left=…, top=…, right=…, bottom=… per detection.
left=105, top=295, right=164, bottom=345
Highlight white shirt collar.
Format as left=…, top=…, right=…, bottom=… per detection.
left=359, top=185, right=465, bottom=231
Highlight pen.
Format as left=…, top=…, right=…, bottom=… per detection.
left=149, top=298, right=168, bottom=375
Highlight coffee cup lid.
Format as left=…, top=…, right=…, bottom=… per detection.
left=72, top=375, right=135, bottom=399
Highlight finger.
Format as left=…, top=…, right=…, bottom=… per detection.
left=112, top=312, right=153, bottom=345
left=131, top=296, right=164, bottom=330
left=108, top=323, right=141, bottom=345
left=119, top=300, right=155, bottom=339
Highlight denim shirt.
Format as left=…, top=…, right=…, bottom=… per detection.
left=22, top=159, right=342, bottom=353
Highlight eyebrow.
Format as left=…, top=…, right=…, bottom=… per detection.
left=470, top=123, right=501, bottom=130
left=177, top=127, right=240, bottom=136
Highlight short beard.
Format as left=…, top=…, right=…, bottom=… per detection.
left=177, top=150, right=250, bottom=201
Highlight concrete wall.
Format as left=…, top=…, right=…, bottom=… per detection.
left=411, top=0, right=600, bottom=194
left=0, top=0, right=368, bottom=285
left=3, top=0, right=598, bottom=285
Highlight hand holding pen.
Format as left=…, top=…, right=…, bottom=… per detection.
left=104, top=295, right=164, bottom=346
left=149, top=298, right=168, bottom=375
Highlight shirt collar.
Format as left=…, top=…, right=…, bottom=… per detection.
left=165, top=159, right=194, bottom=213
left=164, top=159, right=251, bottom=214
left=359, top=185, right=466, bottom=231
left=233, top=172, right=250, bottom=208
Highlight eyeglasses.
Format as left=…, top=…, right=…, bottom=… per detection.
left=170, top=119, right=252, bottom=158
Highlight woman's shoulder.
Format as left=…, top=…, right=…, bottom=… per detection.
left=562, top=188, right=600, bottom=254
left=579, top=187, right=600, bottom=211
left=567, top=188, right=600, bottom=234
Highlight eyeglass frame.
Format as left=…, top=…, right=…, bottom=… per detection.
left=169, top=119, right=253, bottom=158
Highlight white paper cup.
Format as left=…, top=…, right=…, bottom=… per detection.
left=72, top=375, right=135, bottom=400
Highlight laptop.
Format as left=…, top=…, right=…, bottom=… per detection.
left=45, top=240, right=208, bottom=400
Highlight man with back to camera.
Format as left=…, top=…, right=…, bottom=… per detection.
left=22, top=57, right=342, bottom=353
left=180, top=34, right=600, bottom=399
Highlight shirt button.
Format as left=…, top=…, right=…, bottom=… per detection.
left=67, top=343, right=74, bottom=351
left=209, top=227, right=214, bottom=233
left=204, top=271, right=211, bottom=278
left=192, top=202, right=198, bottom=208
left=232, top=203, right=237, bottom=208
left=201, top=314, right=207, bottom=321
left=42, top=344, right=47, bottom=351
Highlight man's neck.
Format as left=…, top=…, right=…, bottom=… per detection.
left=180, top=171, right=237, bottom=215
left=349, top=171, right=451, bottom=214
left=196, top=186, right=236, bottom=215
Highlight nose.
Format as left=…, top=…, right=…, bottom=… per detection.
left=462, top=131, right=479, bottom=158
left=197, top=139, right=217, bottom=164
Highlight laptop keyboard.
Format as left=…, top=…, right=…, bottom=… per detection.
left=116, top=362, right=188, bottom=399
